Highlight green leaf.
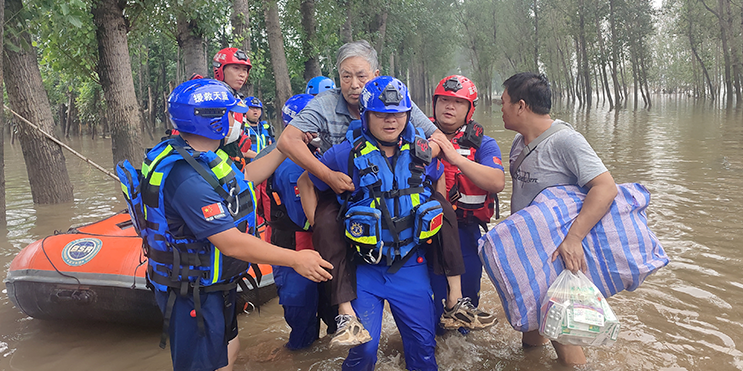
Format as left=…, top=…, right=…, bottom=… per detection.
left=68, top=15, right=83, bottom=28
left=61, top=3, right=69, bottom=16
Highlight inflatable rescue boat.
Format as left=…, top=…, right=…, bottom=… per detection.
left=4, top=210, right=275, bottom=326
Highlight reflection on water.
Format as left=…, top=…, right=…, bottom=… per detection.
left=1, top=99, right=743, bottom=370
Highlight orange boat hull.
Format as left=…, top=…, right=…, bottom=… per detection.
left=4, top=211, right=275, bottom=326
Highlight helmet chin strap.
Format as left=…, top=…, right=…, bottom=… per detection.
left=375, top=137, right=400, bottom=147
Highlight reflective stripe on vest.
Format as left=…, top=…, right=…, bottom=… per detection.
left=138, top=139, right=257, bottom=292
left=344, top=125, right=432, bottom=261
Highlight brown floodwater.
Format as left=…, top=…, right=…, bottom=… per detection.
left=2, top=97, right=743, bottom=370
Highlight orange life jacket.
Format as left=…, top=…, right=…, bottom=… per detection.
left=442, top=125, right=498, bottom=229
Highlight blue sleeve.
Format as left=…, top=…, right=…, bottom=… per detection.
left=475, top=136, right=505, bottom=171
left=164, top=162, right=235, bottom=241
left=424, top=158, right=444, bottom=181
left=308, top=141, right=351, bottom=191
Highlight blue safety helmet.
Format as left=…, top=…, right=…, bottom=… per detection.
left=359, top=76, right=412, bottom=132
left=245, top=96, right=263, bottom=109
left=282, top=94, right=314, bottom=127
left=305, top=76, right=336, bottom=95
left=168, top=79, right=249, bottom=140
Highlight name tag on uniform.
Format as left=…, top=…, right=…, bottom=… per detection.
left=457, top=148, right=471, bottom=156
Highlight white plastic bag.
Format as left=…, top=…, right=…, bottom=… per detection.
left=539, top=270, right=620, bottom=347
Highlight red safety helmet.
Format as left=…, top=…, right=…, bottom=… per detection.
left=433, top=75, right=478, bottom=124
left=212, top=47, right=252, bottom=81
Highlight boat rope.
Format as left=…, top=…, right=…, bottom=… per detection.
left=3, top=104, right=119, bottom=182
left=39, top=233, right=82, bottom=288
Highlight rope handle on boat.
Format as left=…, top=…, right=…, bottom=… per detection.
left=4, top=104, right=119, bottom=182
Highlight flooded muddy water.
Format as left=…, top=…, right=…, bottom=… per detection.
left=2, top=97, right=743, bottom=370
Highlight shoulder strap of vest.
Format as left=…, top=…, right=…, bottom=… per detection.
left=172, top=145, right=233, bottom=202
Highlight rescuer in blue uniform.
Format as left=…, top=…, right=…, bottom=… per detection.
left=244, top=96, right=274, bottom=158
left=267, top=93, right=338, bottom=350
left=299, top=76, right=442, bottom=370
left=117, top=79, right=332, bottom=371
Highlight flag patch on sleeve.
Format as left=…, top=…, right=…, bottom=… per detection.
left=493, top=156, right=503, bottom=166
left=202, top=203, right=227, bottom=221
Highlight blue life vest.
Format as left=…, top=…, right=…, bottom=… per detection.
left=267, top=158, right=310, bottom=233
left=246, top=121, right=274, bottom=154
left=340, top=121, right=443, bottom=268
left=117, top=139, right=257, bottom=294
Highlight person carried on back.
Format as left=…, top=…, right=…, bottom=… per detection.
left=298, top=76, right=442, bottom=370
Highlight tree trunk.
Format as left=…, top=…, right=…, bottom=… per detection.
left=301, top=0, right=321, bottom=81
left=609, top=0, right=622, bottom=107
left=65, top=91, right=74, bottom=138
left=688, top=20, right=715, bottom=100
left=0, top=0, right=5, bottom=224
left=3, top=0, right=74, bottom=204
left=92, top=0, right=144, bottom=165
left=176, top=2, right=208, bottom=80
left=578, top=0, right=591, bottom=107
left=375, top=9, right=388, bottom=57
left=595, top=14, right=613, bottom=108
left=232, top=0, right=254, bottom=96
left=533, top=0, right=539, bottom=72
left=263, top=0, right=292, bottom=133
left=721, top=0, right=742, bottom=102
left=340, top=0, right=353, bottom=43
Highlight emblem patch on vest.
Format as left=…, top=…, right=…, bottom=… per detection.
left=429, top=213, right=443, bottom=232
left=62, top=238, right=103, bottom=266
left=202, top=203, right=227, bottom=221
left=350, top=222, right=365, bottom=237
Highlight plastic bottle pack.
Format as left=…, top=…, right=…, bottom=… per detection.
left=539, top=270, right=620, bottom=346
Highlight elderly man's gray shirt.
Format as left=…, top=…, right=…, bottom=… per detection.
left=289, top=88, right=437, bottom=152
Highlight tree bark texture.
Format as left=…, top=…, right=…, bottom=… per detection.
left=301, top=0, right=321, bottom=81
left=177, top=2, right=208, bottom=79
left=263, top=0, right=292, bottom=131
left=341, top=0, right=353, bottom=43
left=375, top=10, right=388, bottom=57
left=92, top=0, right=144, bottom=166
left=0, top=0, right=5, bottom=224
left=232, top=0, right=254, bottom=96
left=578, top=0, right=592, bottom=107
left=3, top=0, right=74, bottom=204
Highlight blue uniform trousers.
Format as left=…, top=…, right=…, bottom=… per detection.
left=343, top=255, right=437, bottom=371
left=273, top=265, right=321, bottom=350
left=429, top=222, right=483, bottom=335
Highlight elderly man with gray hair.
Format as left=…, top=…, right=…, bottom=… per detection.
left=279, top=40, right=481, bottom=349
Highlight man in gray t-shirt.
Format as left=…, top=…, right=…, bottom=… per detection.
left=501, top=73, right=617, bottom=366
left=509, top=119, right=608, bottom=212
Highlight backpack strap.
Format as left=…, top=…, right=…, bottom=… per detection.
left=511, top=123, right=569, bottom=176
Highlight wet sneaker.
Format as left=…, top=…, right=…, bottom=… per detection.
left=440, top=297, right=498, bottom=330
left=330, top=314, right=372, bottom=348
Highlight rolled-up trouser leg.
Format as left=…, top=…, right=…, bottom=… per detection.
left=313, top=190, right=357, bottom=305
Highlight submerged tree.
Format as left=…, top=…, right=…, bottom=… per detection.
left=4, top=0, right=74, bottom=204
left=92, top=0, right=144, bottom=165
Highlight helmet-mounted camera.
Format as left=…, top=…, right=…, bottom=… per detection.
left=442, top=77, right=463, bottom=92
left=379, top=83, right=403, bottom=105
